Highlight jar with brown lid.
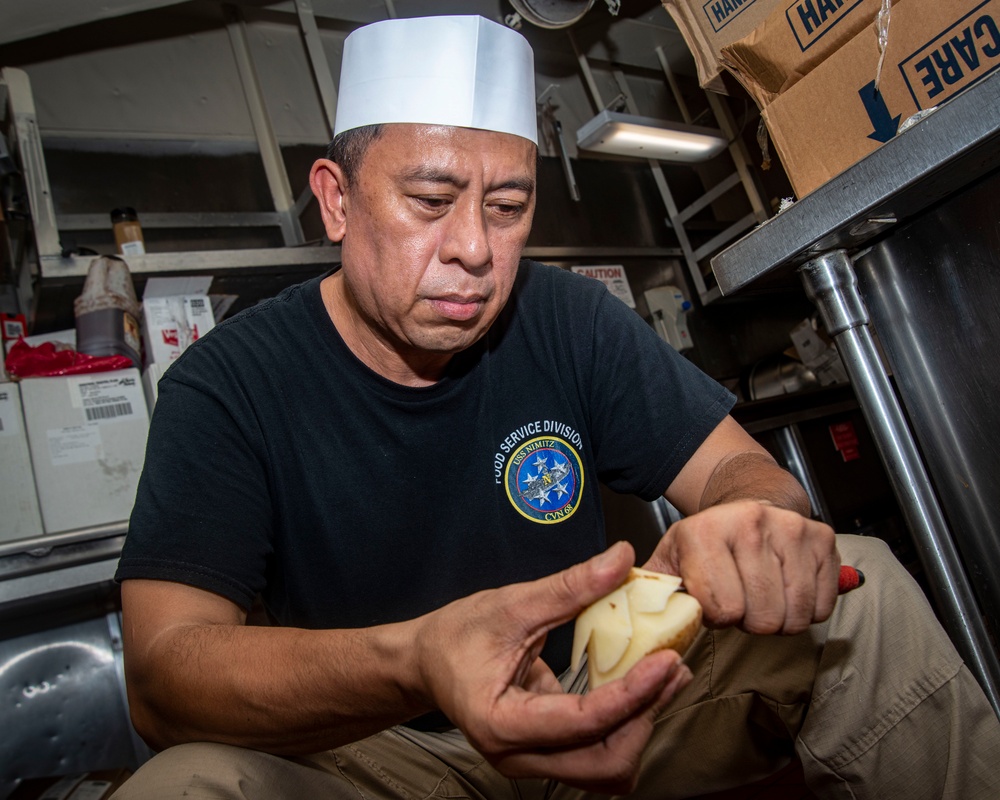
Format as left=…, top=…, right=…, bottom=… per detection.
left=111, top=207, right=146, bottom=256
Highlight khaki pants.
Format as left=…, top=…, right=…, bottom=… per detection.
left=113, top=535, right=1000, bottom=799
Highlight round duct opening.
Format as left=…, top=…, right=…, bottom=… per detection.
left=508, top=0, right=596, bottom=29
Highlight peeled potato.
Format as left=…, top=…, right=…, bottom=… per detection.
left=572, top=567, right=702, bottom=688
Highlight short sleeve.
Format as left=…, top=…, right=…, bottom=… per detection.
left=115, top=368, right=274, bottom=610
left=584, top=289, right=736, bottom=500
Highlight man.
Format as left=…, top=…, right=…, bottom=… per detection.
left=112, top=15, right=1000, bottom=799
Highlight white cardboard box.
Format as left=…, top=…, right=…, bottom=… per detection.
left=20, top=369, right=148, bottom=534
left=0, top=382, right=44, bottom=543
left=141, top=361, right=171, bottom=414
left=142, top=276, right=215, bottom=365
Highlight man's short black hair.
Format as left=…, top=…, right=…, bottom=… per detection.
left=326, top=124, right=385, bottom=187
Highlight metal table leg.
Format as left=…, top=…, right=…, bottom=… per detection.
left=799, top=249, right=1000, bottom=717
left=772, top=424, right=833, bottom=526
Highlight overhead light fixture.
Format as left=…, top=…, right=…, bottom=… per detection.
left=576, top=110, right=729, bottom=163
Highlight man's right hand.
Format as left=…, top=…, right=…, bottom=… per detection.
left=411, top=541, right=692, bottom=795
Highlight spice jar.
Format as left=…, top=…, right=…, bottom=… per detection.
left=111, top=207, right=146, bottom=256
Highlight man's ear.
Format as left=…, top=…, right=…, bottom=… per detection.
left=309, top=158, right=349, bottom=243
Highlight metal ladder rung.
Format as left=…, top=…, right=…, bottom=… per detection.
left=677, top=172, right=743, bottom=224
left=693, top=212, right=758, bottom=262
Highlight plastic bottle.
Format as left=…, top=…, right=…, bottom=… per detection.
left=74, top=255, right=142, bottom=369
left=111, top=207, right=146, bottom=256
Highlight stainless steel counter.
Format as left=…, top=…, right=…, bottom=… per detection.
left=712, top=70, right=1000, bottom=293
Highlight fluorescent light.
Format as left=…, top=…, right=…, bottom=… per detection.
left=576, top=110, right=728, bottom=163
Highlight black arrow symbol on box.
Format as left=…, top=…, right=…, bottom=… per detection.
left=859, top=80, right=901, bottom=143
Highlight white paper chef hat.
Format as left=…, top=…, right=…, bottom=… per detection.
left=334, top=15, right=538, bottom=144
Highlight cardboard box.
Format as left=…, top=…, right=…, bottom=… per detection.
left=141, top=276, right=215, bottom=365
left=662, top=0, right=785, bottom=91
left=141, top=360, right=171, bottom=414
left=20, top=369, right=148, bottom=534
left=0, top=382, right=44, bottom=543
left=762, top=0, right=1000, bottom=197
left=721, top=0, right=903, bottom=107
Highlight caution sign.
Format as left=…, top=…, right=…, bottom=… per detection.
left=571, top=265, right=636, bottom=308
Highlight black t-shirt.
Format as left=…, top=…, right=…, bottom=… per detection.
left=116, top=260, right=734, bottom=672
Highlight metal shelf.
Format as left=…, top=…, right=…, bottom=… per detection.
left=0, top=523, right=126, bottom=610
left=38, top=245, right=685, bottom=281
left=710, top=70, right=1000, bottom=295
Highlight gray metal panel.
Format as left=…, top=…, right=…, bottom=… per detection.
left=0, top=0, right=190, bottom=46
left=3, top=0, right=693, bottom=155
left=0, top=559, right=120, bottom=607
left=854, top=175, right=1000, bottom=644
left=710, top=70, right=1000, bottom=295
left=0, top=613, right=142, bottom=795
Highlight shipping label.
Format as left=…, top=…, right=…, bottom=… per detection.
left=785, top=0, right=865, bottom=52
left=68, top=374, right=144, bottom=424
left=0, top=388, right=19, bottom=437
left=47, top=425, right=102, bottom=466
left=899, top=0, right=1000, bottom=109
left=703, top=0, right=762, bottom=32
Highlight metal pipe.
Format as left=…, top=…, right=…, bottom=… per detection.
left=552, top=119, right=580, bottom=202
left=772, top=424, right=833, bottom=525
left=654, top=46, right=692, bottom=124
left=294, top=0, right=339, bottom=138
left=800, top=249, right=1000, bottom=716
left=567, top=32, right=604, bottom=112
left=225, top=5, right=305, bottom=247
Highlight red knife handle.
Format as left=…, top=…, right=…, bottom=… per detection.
left=839, top=565, right=865, bottom=594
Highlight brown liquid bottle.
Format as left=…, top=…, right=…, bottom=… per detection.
left=111, top=207, right=146, bottom=256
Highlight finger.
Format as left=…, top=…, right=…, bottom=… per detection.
left=766, top=517, right=823, bottom=634
left=493, top=649, right=683, bottom=751
left=813, top=537, right=842, bottom=623
left=731, top=523, right=788, bottom=635
left=495, top=712, right=651, bottom=795
left=495, top=712, right=650, bottom=795
left=498, top=660, right=693, bottom=793
left=496, top=541, right=636, bottom=640
left=493, top=657, right=691, bottom=793
left=770, top=517, right=839, bottom=633
left=668, top=524, right=745, bottom=628
left=623, top=654, right=693, bottom=731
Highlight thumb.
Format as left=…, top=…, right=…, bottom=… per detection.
left=502, top=541, right=636, bottom=636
